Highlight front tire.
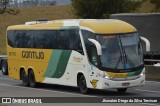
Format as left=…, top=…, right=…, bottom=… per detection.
left=78, top=75, right=89, bottom=94
left=1, top=61, right=8, bottom=75
left=117, top=88, right=127, bottom=93
left=28, top=70, right=37, bottom=88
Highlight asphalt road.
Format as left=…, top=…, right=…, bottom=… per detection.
left=0, top=71, right=160, bottom=106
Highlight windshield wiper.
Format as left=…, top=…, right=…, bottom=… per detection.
left=119, top=36, right=137, bottom=69
left=118, top=36, right=128, bottom=69
left=114, top=36, right=125, bottom=69
left=115, top=52, right=123, bottom=69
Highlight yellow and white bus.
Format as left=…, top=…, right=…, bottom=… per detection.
left=7, top=19, right=145, bottom=94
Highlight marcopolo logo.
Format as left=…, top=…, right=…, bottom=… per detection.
left=22, top=51, right=44, bottom=59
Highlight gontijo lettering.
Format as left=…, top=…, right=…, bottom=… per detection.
left=22, top=51, right=44, bottom=59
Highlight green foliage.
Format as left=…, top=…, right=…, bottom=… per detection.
left=0, top=0, right=10, bottom=14
left=150, top=0, right=160, bottom=9
left=71, top=0, right=142, bottom=18
left=0, top=0, right=20, bottom=14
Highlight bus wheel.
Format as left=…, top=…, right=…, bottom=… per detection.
left=29, top=70, right=37, bottom=88
left=1, top=61, right=8, bottom=75
left=78, top=75, right=88, bottom=94
left=21, top=70, right=29, bottom=87
left=117, top=88, right=127, bottom=93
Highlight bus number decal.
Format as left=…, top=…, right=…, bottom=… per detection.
left=9, top=52, right=16, bottom=56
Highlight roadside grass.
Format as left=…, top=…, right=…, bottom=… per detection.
left=0, top=1, right=160, bottom=55
left=0, top=4, right=75, bottom=54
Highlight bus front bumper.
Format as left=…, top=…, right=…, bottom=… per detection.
left=98, top=75, right=145, bottom=89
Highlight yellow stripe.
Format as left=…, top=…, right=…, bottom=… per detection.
left=107, top=72, right=128, bottom=78
left=80, top=20, right=136, bottom=34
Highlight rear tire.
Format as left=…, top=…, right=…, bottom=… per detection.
left=21, top=70, right=29, bottom=87
left=29, top=70, right=37, bottom=88
left=78, top=75, right=89, bottom=94
left=117, top=88, right=127, bottom=93
left=1, top=61, right=8, bottom=75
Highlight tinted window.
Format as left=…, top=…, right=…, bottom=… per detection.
left=8, top=30, right=27, bottom=48
left=69, top=30, right=82, bottom=50
left=57, top=30, right=69, bottom=49
left=32, top=30, right=57, bottom=49
left=7, top=30, right=83, bottom=53
left=7, top=30, right=16, bottom=47
left=26, top=31, right=34, bottom=48
left=82, top=30, right=96, bottom=52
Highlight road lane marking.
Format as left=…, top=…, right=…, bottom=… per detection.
left=135, top=89, right=160, bottom=94
left=140, top=103, right=160, bottom=106
left=0, top=83, right=96, bottom=97
left=146, top=81, right=160, bottom=84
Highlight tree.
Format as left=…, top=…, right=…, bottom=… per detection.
left=0, top=0, right=10, bottom=14
left=50, top=1, right=57, bottom=6
left=0, top=0, right=20, bottom=15
left=31, top=0, right=39, bottom=6
left=150, top=0, right=160, bottom=10
left=71, top=0, right=142, bottom=18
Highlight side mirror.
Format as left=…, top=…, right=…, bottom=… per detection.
left=88, top=38, right=102, bottom=55
left=140, top=36, right=150, bottom=52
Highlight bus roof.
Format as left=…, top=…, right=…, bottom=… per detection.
left=7, top=19, right=137, bottom=34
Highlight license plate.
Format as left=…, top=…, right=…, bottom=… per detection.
left=122, top=82, right=130, bottom=86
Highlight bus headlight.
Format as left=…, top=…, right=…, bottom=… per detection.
left=105, top=75, right=110, bottom=79
left=101, top=72, right=111, bottom=79
left=140, top=70, right=145, bottom=77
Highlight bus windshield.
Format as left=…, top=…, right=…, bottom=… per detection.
left=96, top=33, right=143, bottom=70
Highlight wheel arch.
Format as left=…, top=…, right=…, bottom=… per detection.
left=1, top=60, right=8, bottom=75
left=19, top=67, right=25, bottom=80
left=28, top=67, right=36, bottom=82
left=28, top=68, right=34, bottom=75
left=77, top=72, right=88, bottom=87
left=0, top=58, right=7, bottom=69
left=0, top=60, right=3, bottom=69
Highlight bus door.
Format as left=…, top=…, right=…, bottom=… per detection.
left=88, top=45, right=100, bottom=89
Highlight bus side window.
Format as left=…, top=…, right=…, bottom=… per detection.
left=33, top=31, right=47, bottom=49
left=63, top=31, right=69, bottom=49
left=58, top=31, right=64, bottom=49
left=46, top=31, right=57, bottom=49
left=52, top=31, right=58, bottom=49
left=14, top=31, right=26, bottom=48
left=41, top=33, right=48, bottom=48
left=57, top=30, right=69, bottom=50
left=26, top=30, right=58, bottom=49
left=69, top=30, right=83, bottom=54
left=7, top=30, right=16, bottom=47
left=26, top=31, right=34, bottom=48
left=45, top=34, right=52, bottom=49
left=82, top=30, right=96, bottom=56
left=32, top=31, right=38, bottom=48
left=90, top=45, right=99, bottom=66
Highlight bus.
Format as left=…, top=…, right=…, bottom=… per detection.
left=7, top=19, right=146, bottom=94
